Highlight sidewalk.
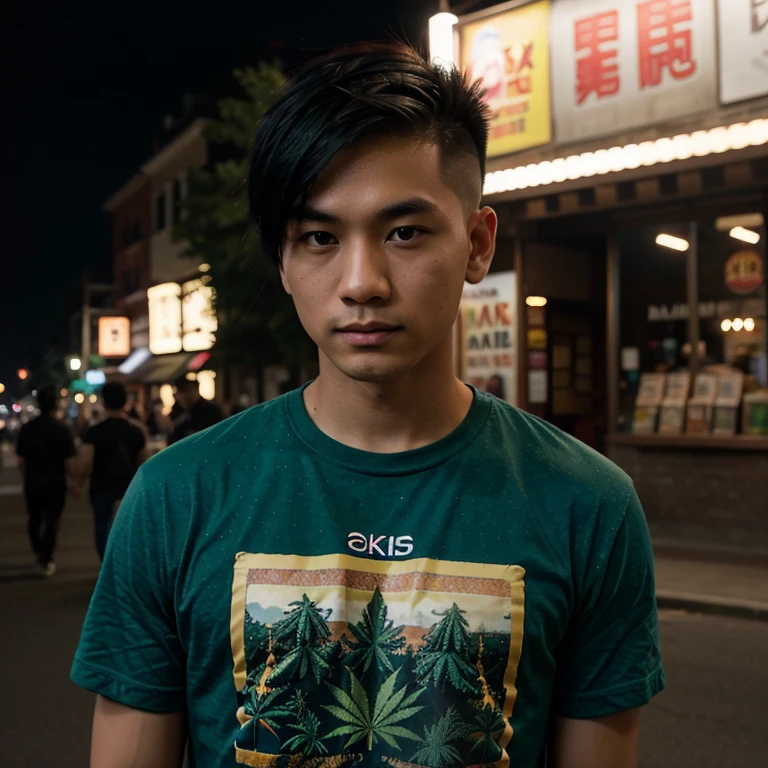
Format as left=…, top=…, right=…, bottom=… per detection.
left=654, top=553, right=768, bottom=621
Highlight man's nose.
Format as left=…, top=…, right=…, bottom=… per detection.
left=338, top=240, right=392, bottom=304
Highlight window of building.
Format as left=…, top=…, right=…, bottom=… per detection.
left=172, top=178, right=183, bottom=226
left=617, top=212, right=767, bottom=437
left=154, top=191, right=167, bottom=233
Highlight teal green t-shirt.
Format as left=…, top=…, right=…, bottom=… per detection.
left=72, top=387, right=664, bottom=767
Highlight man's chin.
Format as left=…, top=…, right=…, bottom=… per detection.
left=329, top=355, right=412, bottom=384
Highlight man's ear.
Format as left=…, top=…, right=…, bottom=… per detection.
left=278, top=250, right=292, bottom=295
left=465, top=206, right=497, bottom=285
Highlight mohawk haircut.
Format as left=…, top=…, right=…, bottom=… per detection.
left=248, top=42, right=490, bottom=265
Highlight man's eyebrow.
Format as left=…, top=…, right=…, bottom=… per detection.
left=289, top=205, right=340, bottom=224
left=377, top=197, right=439, bottom=220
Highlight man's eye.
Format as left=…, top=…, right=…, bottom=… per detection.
left=302, top=231, right=336, bottom=247
left=389, top=227, right=423, bottom=243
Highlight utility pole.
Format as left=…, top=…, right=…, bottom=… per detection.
left=80, top=274, right=116, bottom=372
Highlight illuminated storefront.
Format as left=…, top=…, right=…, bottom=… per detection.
left=433, top=0, right=768, bottom=548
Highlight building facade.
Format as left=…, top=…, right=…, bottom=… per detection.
left=439, top=0, right=768, bottom=549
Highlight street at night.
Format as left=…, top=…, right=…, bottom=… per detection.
left=2, top=454, right=767, bottom=768
left=2, top=1, right=768, bottom=766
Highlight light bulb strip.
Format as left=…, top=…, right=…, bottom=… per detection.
left=483, top=119, right=768, bottom=197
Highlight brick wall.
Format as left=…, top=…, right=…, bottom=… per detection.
left=607, top=445, right=768, bottom=550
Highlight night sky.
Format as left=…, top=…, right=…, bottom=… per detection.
left=0, top=0, right=452, bottom=390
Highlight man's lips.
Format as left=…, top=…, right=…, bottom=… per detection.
left=336, top=323, right=403, bottom=346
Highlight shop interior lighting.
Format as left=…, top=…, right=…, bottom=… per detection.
left=656, top=234, right=689, bottom=252
left=89, top=394, right=98, bottom=404
left=199, top=263, right=211, bottom=273
left=716, top=213, right=764, bottom=231
left=744, top=318, right=756, bottom=332
left=730, top=226, right=761, bottom=245
left=721, top=319, right=732, bottom=332
left=74, top=393, right=85, bottom=404
left=483, top=119, right=768, bottom=196
left=732, top=318, right=745, bottom=331
left=526, top=296, right=548, bottom=307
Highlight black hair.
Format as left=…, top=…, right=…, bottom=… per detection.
left=248, top=42, right=490, bottom=265
left=102, top=381, right=128, bottom=410
left=173, top=375, right=198, bottom=391
left=37, top=386, right=58, bottom=413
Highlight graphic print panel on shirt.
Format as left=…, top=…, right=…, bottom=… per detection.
left=231, top=553, right=525, bottom=767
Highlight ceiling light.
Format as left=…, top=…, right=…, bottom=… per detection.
left=732, top=318, right=744, bottom=331
left=74, top=393, right=85, bottom=404
left=721, top=319, right=732, bottom=332
left=730, top=227, right=760, bottom=245
left=716, top=213, right=764, bottom=231
left=526, top=296, right=547, bottom=307
left=656, top=234, right=689, bottom=251
left=744, top=318, right=756, bottom=332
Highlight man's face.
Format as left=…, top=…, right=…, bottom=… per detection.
left=280, top=136, right=497, bottom=384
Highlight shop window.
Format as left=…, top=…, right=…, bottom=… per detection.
left=617, top=213, right=768, bottom=438
left=617, top=222, right=691, bottom=433
left=154, top=191, right=167, bottom=233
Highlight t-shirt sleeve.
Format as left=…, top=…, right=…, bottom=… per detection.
left=71, top=469, right=186, bottom=712
left=553, top=493, right=665, bottom=719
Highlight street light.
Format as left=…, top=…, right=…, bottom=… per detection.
left=69, top=357, right=82, bottom=372
left=428, top=9, right=458, bottom=69
left=17, top=368, right=28, bottom=380
left=0, top=382, right=5, bottom=395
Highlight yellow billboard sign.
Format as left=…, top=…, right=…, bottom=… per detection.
left=461, top=0, right=551, bottom=158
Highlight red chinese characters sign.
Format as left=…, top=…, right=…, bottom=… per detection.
left=552, top=0, right=716, bottom=144
left=637, top=0, right=697, bottom=88
left=575, top=11, right=620, bottom=104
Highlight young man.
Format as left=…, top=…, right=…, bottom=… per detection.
left=168, top=375, right=224, bottom=444
left=72, top=44, right=663, bottom=768
left=16, top=385, right=78, bottom=576
left=76, top=382, right=148, bottom=561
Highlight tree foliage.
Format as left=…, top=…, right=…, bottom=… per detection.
left=411, top=706, right=469, bottom=768
left=175, top=65, right=315, bottom=372
left=345, top=586, right=407, bottom=677
left=268, top=594, right=337, bottom=686
left=415, top=604, right=480, bottom=695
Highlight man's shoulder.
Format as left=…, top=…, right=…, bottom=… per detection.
left=142, top=395, right=289, bottom=480
left=486, top=396, right=634, bottom=507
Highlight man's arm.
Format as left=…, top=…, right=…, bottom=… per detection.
left=70, top=444, right=94, bottom=495
left=552, top=710, right=640, bottom=768
left=17, top=456, right=25, bottom=480
left=91, top=696, right=186, bottom=768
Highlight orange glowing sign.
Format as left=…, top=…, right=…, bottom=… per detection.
left=98, top=316, right=131, bottom=358
left=725, top=249, right=764, bottom=295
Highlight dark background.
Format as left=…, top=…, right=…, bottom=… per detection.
left=1, top=0, right=482, bottom=387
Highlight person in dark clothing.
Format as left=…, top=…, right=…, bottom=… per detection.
left=168, top=376, right=224, bottom=444
left=76, top=382, right=147, bottom=560
left=15, top=386, right=78, bottom=576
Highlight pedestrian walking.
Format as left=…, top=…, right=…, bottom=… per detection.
left=75, top=382, right=147, bottom=561
left=15, top=385, right=78, bottom=576
left=72, top=43, right=663, bottom=768
left=168, top=375, right=224, bottom=444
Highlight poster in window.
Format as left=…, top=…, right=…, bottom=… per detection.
left=460, top=0, right=551, bottom=157
left=459, top=272, right=517, bottom=405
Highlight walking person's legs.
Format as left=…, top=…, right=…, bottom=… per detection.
left=25, top=493, right=44, bottom=562
left=37, top=490, right=65, bottom=574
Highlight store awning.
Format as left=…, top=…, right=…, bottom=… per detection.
left=126, top=352, right=196, bottom=385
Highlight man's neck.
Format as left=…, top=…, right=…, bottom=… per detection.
left=105, top=409, right=126, bottom=419
left=303, top=346, right=473, bottom=454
